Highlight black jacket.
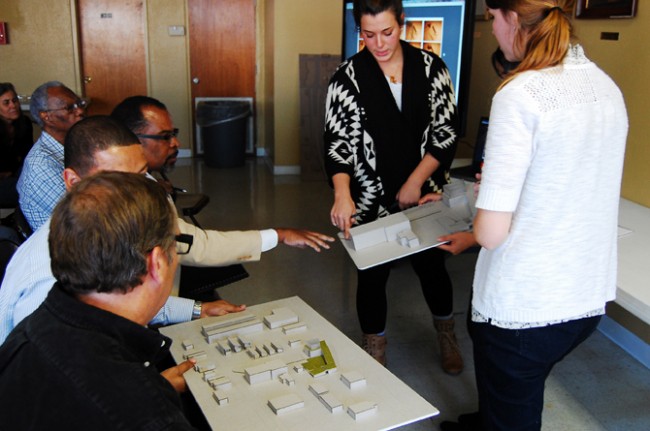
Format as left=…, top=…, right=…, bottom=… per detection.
left=0, top=285, right=196, bottom=430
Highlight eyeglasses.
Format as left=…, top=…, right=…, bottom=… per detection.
left=136, top=128, right=179, bottom=142
left=44, top=99, right=88, bottom=113
left=175, top=233, right=193, bottom=255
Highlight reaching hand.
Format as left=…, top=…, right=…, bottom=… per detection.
left=418, top=193, right=443, bottom=206
left=396, top=180, right=422, bottom=210
left=437, top=231, right=477, bottom=255
left=276, top=228, right=335, bottom=252
left=330, top=193, right=357, bottom=239
left=161, top=359, right=196, bottom=393
left=201, top=299, right=246, bottom=317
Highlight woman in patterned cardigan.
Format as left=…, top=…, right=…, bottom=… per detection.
left=324, top=0, right=462, bottom=374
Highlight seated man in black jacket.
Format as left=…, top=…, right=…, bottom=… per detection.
left=0, top=172, right=197, bottom=430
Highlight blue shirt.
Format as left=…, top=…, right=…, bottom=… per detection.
left=0, top=218, right=196, bottom=344
left=17, top=131, right=66, bottom=231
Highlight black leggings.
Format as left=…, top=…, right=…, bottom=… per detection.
left=356, top=247, right=453, bottom=334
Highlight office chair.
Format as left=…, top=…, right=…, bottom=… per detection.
left=159, top=172, right=210, bottom=229
left=174, top=192, right=210, bottom=229
left=0, top=225, right=22, bottom=285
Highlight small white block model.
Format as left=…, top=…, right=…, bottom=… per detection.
left=194, top=362, right=216, bottom=373
left=227, top=336, right=243, bottom=353
left=209, top=376, right=232, bottom=390
left=340, top=371, right=366, bottom=389
left=442, top=179, right=469, bottom=208
left=263, top=343, right=276, bottom=356
left=396, top=230, right=420, bottom=248
left=270, top=341, right=284, bottom=354
left=308, top=383, right=328, bottom=397
left=288, top=339, right=302, bottom=349
left=347, top=401, right=377, bottom=420
left=319, top=393, right=344, bottom=414
left=255, top=345, right=268, bottom=358
left=244, top=359, right=288, bottom=385
left=215, top=340, right=232, bottom=356
left=263, top=307, right=299, bottom=329
left=303, top=338, right=322, bottom=358
left=237, top=335, right=252, bottom=348
left=283, top=322, right=307, bottom=334
left=181, top=339, right=193, bottom=350
left=244, top=363, right=272, bottom=384
left=212, top=390, right=228, bottom=406
left=201, top=312, right=263, bottom=344
left=267, top=394, right=304, bottom=415
left=203, top=371, right=217, bottom=382
left=349, top=212, right=411, bottom=251
left=293, top=364, right=304, bottom=373
left=246, top=348, right=260, bottom=359
left=183, top=350, right=207, bottom=361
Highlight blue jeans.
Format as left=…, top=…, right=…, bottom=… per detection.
left=469, top=315, right=601, bottom=431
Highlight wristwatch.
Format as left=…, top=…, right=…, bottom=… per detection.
left=192, top=301, right=202, bottom=320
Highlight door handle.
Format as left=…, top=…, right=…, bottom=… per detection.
left=192, top=77, right=200, bottom=84
left=83, top=76, right=93, bottom=84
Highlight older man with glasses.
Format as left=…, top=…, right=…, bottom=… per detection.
left=112, top=96, right=335, bottom=264
left=17, top=81, right=87, bottom=231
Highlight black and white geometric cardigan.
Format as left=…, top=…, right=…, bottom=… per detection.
left=323, top=43, right=458, bottom=224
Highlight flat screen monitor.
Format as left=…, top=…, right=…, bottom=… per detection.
left=342, top=0, right=476, bottom=136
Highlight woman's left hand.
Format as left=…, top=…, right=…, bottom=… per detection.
left=396, top=180, right=422, bottom=210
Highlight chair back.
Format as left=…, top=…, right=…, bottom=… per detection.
left=0, top=226, right=22, bottom=285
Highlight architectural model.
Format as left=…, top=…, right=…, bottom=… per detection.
left=302, top=340, right=337, bottom=377
left=340, top=179, right=476, bottom=270
left=159, top=296, right=439, bottom=431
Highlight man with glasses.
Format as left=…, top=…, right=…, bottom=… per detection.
left=112, top=96, right=335, bottom=265
left=17, top=81, right=87, bottom=231
left=0, top=116, right=247, bottom=345
left=0, top=172, right=198, bottom=430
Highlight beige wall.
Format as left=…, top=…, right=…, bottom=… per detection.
left=269, top=0, right=342, bottom=168
left=0, top=1, right=80, bottom=94
left=0, top=0, right=193, bottom=151
left=467, top=12, right=650, bottom=207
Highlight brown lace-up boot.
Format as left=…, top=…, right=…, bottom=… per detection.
left=434, top=318, right=464, bottom=375
left=362, top=333, right=387, bottom=366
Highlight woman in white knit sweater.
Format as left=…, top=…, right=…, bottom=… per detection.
left=443, top=0, right=629, bottom=430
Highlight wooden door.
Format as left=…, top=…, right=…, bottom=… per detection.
left=77, top=0, right=147, bottom=115
left=299, top=55, right=341, bottom=181
left=188, top=0, right=256, bottom=100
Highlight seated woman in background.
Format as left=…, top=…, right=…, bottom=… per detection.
left=0, top=83, right=34, bottom=208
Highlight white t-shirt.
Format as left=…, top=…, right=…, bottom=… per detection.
left=472, top=45, right=628, bottom=327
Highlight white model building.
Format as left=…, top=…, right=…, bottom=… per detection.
left=201, top=312, right=263, bottom=343
left=263, top=307, right=299, bottom=329
left=349, top=212, right=412, bottom=251
left=347, top=401, right=378, bottom=420
left=267, top=394, right=304, bottom=415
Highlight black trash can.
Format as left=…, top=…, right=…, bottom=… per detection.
left=197, top=101, right=251, bottom=168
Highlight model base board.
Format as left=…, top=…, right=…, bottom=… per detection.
left=339, top=180, right=476, bottom=270
left=160, top=296, right=438, bottom=430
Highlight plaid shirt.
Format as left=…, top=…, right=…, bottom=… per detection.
left=17, top=132, right=66, bottom=231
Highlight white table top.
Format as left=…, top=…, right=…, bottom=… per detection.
left=617, top=198, right=650, bottom=325
left=160, top=296, right=439, bottom=430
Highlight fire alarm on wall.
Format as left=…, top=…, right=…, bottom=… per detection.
left=0, top=22, right=8, bottom=45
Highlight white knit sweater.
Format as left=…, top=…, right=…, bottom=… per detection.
left=472, top=45, right=628, bottom=327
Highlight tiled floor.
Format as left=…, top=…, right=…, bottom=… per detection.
left=168, top=157, right=650, bottom=430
